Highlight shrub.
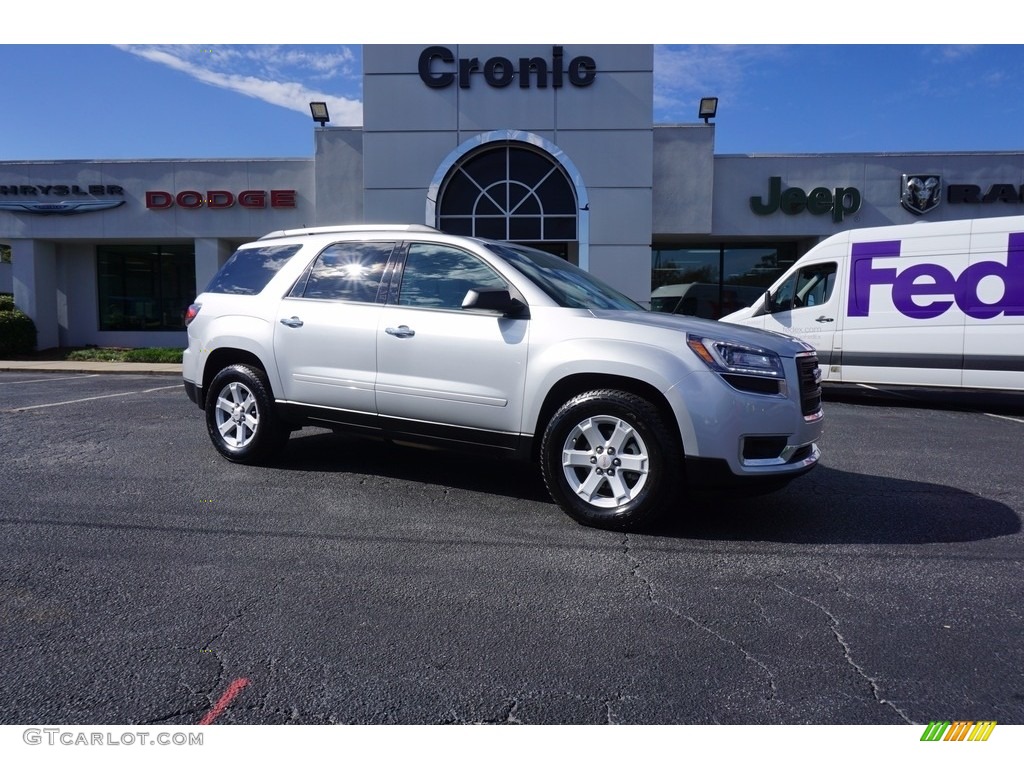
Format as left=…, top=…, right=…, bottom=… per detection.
left=0, top=293, right=14, bottom=312
left=0, top=307, right=37, bottom=356
left=64, top=346, right=183, bottom=363
left=123, top=347, right=183, bottom=364
left=66, top=348, right=126, bottom=362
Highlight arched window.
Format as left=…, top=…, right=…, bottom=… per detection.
left=437, top=143, right=577, bottom=245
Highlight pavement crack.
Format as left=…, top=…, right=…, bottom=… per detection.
left=502, top=699, right=523, bottom=724
left=137, top=706, right=208, bottom=726
left=203, top=596, right=257, bottom=651
left=622, top=534, right=778, bottom=700
left=604, top=699, right=617, bottom=725
left=197, top=590, right=265, bottom=705
left=621, top=533, right=657, bottom=604
left=775, top=584, right=914, bottom=724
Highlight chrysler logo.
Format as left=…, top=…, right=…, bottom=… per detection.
left=0, top=199, right=126, bottom=215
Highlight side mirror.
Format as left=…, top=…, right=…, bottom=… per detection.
left=462, top=288, right=527, bottom=317
left=754, top=290, right=771, bottom=317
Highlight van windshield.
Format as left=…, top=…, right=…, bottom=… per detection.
left=486, top=242, right=644, bottom=311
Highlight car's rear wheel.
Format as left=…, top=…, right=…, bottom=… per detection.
left=540, top=389, right=681, bottom=531
left=205, top=364, right=288, bottom=463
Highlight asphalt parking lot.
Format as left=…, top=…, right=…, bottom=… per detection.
left=0, top=372, right=1022, bottom=726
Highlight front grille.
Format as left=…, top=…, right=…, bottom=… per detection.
left=796, top=353, right=822, bottom=417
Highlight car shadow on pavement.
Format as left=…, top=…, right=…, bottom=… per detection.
left=273, top=431, right=1019, bottom=546
left=654, top=465, right=1021, bottom=545
left=823, top=385, right=1024, bottom=417
left=272, top=429, right=554, bottom=504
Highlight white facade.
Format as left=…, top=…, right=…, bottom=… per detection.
left=1, top=159, right=313, bottom=348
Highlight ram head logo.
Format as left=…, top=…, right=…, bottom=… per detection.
left=901, top=174, right=942, bottom=215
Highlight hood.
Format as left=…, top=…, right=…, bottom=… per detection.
left=719, top=305, right=757, bottom=322
left=589, top=309, right=816, bottom=357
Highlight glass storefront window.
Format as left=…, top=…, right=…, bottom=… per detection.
left=651, top=244, right=798, bottom=319
left=651, top=247, right=720, bottom=317
left=97, top=245, right=196, bottom=331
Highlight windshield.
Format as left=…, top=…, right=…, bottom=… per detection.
left=486, top=243, right=644, bottom=311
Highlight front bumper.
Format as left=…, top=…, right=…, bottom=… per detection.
left=685, top=445, right=820, bottom=493
left=666, top=361, right=824, bottom=482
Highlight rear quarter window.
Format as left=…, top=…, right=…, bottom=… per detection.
left=204, top=244, right=303, bottom=295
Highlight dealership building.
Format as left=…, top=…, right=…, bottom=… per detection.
left=3, top=44, right=1024, bottom=350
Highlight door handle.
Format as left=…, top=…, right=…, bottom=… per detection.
left=385, top=325, right=416, bottom=338
left=815, top=315, right=834, bottom=323
left=280, top=316, right=304, bottom=328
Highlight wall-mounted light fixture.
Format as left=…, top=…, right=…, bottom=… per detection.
left=309, top=102, right=330, bottom=126
left=698, top=97, right=718, bottom=124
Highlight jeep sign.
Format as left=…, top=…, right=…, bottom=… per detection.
left=750, top=176, right=862, bottom=223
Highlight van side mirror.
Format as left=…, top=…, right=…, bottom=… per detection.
left=462, top=288, right=528, bottom=317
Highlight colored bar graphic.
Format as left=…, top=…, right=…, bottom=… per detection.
left=944, top=721, right=973, bottom=741
left=968, top=721, right=997, bottom=742
left=921, top=719, right=997, bottom=742
left=921, top=721, right=950, bottom=741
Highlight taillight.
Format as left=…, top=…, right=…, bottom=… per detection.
left=184, top=303, right=202, bottom=326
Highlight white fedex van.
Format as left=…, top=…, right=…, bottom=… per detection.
left=721, top=215, right=1024, bottom=391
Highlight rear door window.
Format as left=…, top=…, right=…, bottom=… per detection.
left=289, top=242, right=395, bottom=302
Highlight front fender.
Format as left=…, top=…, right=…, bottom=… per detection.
left=522, top=336, right=699, bottom=443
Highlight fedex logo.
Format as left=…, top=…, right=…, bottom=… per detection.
left=848, top=234, right=1024, bottom=319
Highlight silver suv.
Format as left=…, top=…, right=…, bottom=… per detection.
left=183, top=225, right=823, bottom=530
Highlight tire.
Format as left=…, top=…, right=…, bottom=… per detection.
left=205, top=364, right=288, bottom=464
left=540, top=389, right=681, bottom=531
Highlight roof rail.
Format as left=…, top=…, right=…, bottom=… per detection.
left=258, top=224, right=438, bottom=241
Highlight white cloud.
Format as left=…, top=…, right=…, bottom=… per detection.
left=653, top=45, right=787, bottom=121
left=117, top=45, right=363, bottom=125
left=937, top=45, right=978, bottom=61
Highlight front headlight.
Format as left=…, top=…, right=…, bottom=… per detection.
left=686, top=334, right=785, bottom=379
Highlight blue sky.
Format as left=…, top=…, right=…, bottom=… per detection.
left=2, top=8, right=1019, bottom=161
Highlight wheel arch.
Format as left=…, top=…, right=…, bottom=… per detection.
left=200, top=348, right=272, bottom=408
left=529, top=373, right=682, bottom=462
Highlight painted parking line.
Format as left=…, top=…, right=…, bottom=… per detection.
left=2, top=374, right=100, bottom=385
left=1, top=384, right=181, bottom=412
left=985, top=413, right=1024, bottom=424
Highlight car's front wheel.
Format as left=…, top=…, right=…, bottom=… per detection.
left=205, top=364, right=288, bottom=463
left=540, top=389, right=681, bottom=531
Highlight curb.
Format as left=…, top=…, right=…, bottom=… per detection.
left=0, top=362, right=182, bottom=376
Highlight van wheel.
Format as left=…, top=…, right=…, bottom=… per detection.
left=540, top=390, right=680, bottom=531
left=205, top=364, right=288, bottom=463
